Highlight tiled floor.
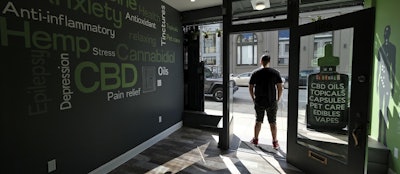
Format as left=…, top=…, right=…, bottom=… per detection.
left=110, top=127, right=303, bottom=174
left=110, top=88, right=304, bottom=173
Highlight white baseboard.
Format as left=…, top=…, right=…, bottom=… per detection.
left=89, top=121, right=183, bottom=174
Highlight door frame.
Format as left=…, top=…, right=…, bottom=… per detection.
left=220, top=0, right=293, bottom=150
left=286, top=8, right=375, bottom=174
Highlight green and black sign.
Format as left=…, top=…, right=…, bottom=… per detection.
left=307, top=73, right=349, bottom=129
left=307, top=44, right=349, bottom=130
left=0, top=0, right=182, bottom=115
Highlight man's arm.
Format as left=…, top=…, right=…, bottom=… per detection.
left=276, top=83, right=283, bottom=101
left=249, top=84, right=255, bottom=101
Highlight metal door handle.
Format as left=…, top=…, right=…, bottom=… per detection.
left=352, top=125, right=361, bottom=147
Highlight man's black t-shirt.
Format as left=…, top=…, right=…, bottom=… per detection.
left=249, top=67, right=282, bottom=106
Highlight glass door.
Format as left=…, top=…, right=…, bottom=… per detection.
left=287, top=8, right=374, bottom=174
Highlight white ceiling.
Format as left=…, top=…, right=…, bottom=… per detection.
left=162, top=0, right=222, bottom=12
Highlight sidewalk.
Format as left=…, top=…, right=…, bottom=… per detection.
left=205, top=104, right=288, bottom=157
left=205, top=87, right=289, bottom=153
left=204, top=87, right=293, bottom=173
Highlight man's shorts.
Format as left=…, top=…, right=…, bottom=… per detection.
left=254, top=100, right=278, bottom=123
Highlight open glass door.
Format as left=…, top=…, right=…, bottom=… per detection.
left=287, top=8, right=374, bottom=174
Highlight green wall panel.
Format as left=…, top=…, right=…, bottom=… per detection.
left=370, top=0, right=400, bottom=172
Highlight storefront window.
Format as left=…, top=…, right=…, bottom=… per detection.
left=203, top=56, right=216, bottom=65
left=204, top=33, right=217, bottom=53
left=278, top=29, right=290, bottom=66
left=236, top=33, right=258, bottom=65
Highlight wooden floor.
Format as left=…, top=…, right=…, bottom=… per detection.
left=110, top=127, right=304, bottom=174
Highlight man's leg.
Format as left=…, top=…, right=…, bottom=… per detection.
left=254, top=121, right=262, bottom=139
left=267, top=101, right=279, bottom=149
left=270, top=122, right=280, bottom=149
left=252, top=104, right=265, bottom=145
left=269, top=122, right=277, bottom=141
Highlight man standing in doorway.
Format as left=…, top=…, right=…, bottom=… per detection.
left=249, top=55, right=283, bottom=149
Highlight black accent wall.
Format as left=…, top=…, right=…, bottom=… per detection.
left=0, top=0, right=183, bottom=173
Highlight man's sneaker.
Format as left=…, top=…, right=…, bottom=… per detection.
left=273, top=140, right=280, bottom=150
left=250, top=138, right=259, bottom=146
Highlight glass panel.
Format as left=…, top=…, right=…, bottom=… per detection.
left=204, top=56, right=217, bottom=65
left=242, top=46, right=253, bottom=64
left=253, top=45, right=258, bottom=64
left=300, top=0, right=363, bottom=14
left=204, top=34, right=216, bottom=53
left=231, top=0, right=363, bottom=25
left=200, top=23, right=223, bottom=114
left=237, top=47, right=241, bottom=64
left=278, top=29, right=290, bottom=66
left=312, top=32, right=333, bottom=66
left=241, top=33, right=255, bottom=43
left=232, top=0, right=287, bottom=25
left=236, top=33, right=258, bottom=66
left=297, top=28, right=354, bottom=164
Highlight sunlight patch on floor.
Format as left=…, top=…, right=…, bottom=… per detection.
left=220, top=155, right=241, bottom=174
left=145, top=142, right=210, bottom=174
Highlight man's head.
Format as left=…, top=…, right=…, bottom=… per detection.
left=260, top=55, right=271, bottom=67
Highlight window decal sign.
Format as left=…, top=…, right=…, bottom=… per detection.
left=307, top=44, right=349, bottom=130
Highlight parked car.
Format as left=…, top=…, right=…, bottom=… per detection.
left=204, top=67, right=239, bottom=102
left=283, top=69, right=319, bottom=89
left=233, top=71, right=286, bottom=87
left=232, top=72, right=252, bottom=86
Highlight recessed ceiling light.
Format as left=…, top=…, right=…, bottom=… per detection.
left=191, top=0, right=195, bottom=2
left=250, top=0, right=270, bottom=11
left=255, top=2, right=265, bottom=10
